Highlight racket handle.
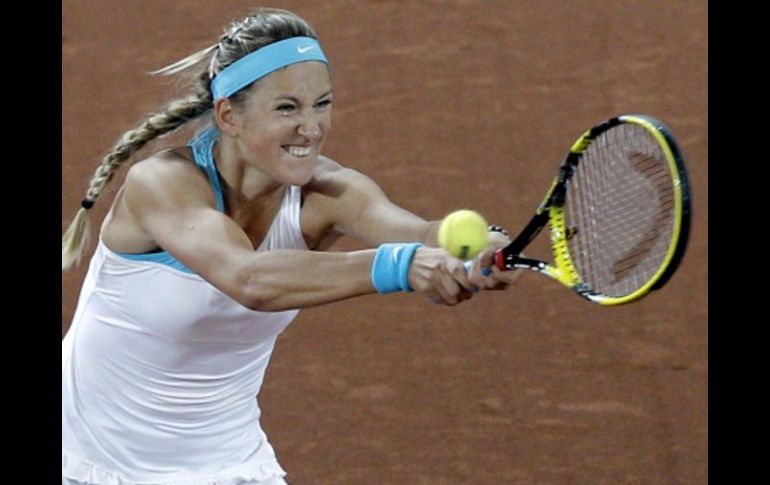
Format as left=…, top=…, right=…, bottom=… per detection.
left=493, top=249, right=506, bottom=270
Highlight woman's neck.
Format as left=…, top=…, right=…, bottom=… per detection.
left=214, top=137, right=284, bottom=202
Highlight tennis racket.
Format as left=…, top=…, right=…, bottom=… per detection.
left=482, top=114, right=691, bottom=305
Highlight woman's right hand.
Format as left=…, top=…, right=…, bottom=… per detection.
left=407, top=246, right=475, bottom=306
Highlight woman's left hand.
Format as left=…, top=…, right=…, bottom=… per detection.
left=466, top=229, right=524, bottom=291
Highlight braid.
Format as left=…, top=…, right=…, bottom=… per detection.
left=62, top=70, right=212, bottom=270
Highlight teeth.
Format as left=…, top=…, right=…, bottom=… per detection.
left=286, top=146, right=312, bottom=157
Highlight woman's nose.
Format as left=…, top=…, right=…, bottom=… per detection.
left=297, top=113, right=321, bottom=139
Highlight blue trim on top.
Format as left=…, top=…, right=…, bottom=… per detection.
left=113, top=127, right=226, bottom=274
left=117, top=251, right=195, bottom=274
left=190, top=127, right=225, bottom=212
left=211, top=37, right=328, bottom=99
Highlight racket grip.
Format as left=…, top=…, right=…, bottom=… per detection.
left=493, top=249, right=506, bottom=270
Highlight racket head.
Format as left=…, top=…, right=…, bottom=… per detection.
left=555, top=114, right=692, bottom=305
left=497, top=114, right=692, bottom=305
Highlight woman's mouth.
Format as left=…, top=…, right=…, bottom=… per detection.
left=283, top=145, right=313, bottom=157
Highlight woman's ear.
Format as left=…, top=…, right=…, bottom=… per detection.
left=213, top=97, right=240, bottom=137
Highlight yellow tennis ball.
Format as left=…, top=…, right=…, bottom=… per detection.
left=438, top=209, right=489, bottom=260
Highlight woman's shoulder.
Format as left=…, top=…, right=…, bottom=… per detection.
left=121, top=147, right=219, bottom=213
left=310, top=156, right=373, bottom=190
left=126, top=147, right=207, bottom=189
left=130, top=146, right=195, bottom=171
left=102, top=147, right=213, bottom=252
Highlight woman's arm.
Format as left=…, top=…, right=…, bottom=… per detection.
left=119, top=156, right=473, bottom=311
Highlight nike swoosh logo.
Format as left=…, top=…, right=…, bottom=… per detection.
left=297, top=45, right=316, bottom=53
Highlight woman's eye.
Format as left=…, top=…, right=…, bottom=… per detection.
left=277, top=104, right=296, bottom=113
left=313, top=100, right=332, bottom=112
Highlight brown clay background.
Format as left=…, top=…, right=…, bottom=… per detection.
left=62, top=1, right=708, bottom=484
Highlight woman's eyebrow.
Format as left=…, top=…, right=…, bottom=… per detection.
left=274, top=90, right=333, bottom=103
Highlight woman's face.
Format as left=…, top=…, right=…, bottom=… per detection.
left=230, top=61, right=332, bottom=186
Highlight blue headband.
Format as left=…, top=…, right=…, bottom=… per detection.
left=210, top=36, right=329, bottom=100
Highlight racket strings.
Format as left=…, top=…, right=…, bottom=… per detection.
left=565, top=124, right=676, bottom=297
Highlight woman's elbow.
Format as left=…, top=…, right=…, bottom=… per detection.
left=230, top=272, right=283, bottom=312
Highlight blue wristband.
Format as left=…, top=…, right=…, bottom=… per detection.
left=371, top=243, right=423, bottom=293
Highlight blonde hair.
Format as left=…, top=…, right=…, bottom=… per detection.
left=62, top=8, right=318, bottom=270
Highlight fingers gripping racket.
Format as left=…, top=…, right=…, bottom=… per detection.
left=490, top=114, right=691, bottom=305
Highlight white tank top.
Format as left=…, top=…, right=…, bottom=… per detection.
left=63, top=130, right=307, bottom=484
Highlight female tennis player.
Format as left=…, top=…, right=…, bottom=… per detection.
left=61, top=7, right=517, bottom=484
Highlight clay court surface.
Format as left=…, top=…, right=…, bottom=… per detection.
left=62, top=1, right=708, bottom=483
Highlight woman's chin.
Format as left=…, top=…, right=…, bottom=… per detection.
left=282, top=169, right=315, bottom=187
